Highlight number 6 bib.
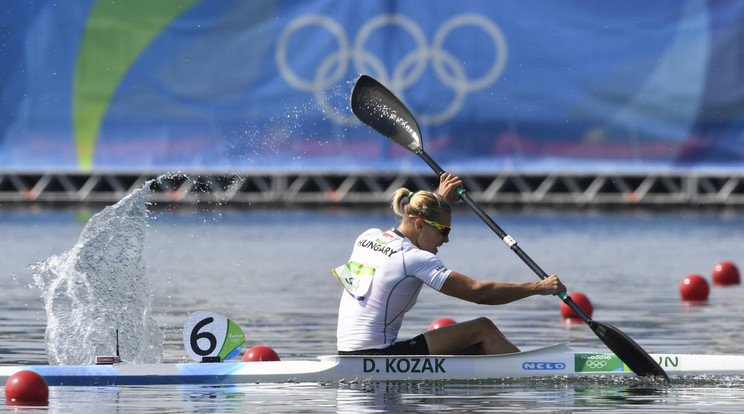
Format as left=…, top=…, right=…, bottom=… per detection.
left=183, top=311, right=245, bottom=362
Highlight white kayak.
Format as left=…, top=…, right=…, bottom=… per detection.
left=1, top=343, right=743, bottom=386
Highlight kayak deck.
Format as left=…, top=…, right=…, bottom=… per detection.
left=1, top=344, right=743, bottom=386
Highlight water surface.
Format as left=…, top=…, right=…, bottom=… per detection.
left=1, top=203, right=743, bottom=412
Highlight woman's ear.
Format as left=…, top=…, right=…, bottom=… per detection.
left=413, top=217, right=423, bottom=232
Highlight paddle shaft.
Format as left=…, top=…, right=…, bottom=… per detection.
left=418, top=151, right=592, bottom=321
left=350, top=74, right=667, bottom=379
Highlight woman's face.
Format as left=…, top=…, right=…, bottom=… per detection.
left=412, top=213, right=451, bottom=255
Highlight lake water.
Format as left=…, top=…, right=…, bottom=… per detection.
left=2, top=183, right=744, bottom=412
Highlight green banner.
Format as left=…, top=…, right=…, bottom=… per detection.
left=575, top=353, right=630, bottom=373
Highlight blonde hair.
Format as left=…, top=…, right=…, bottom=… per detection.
left=392, top=188, right=451, bottom=221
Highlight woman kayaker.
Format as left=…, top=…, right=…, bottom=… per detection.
left=334, top=172, right=566, bottom=355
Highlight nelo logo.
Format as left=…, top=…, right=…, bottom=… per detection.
left=522, top=362, right=566, bottom=370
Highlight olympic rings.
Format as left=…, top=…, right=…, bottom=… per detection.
left=585, top=360, right=608, bottom=369
left=276, top=14, right=350, bottom=92
left=275, top=13, right=508, bottom=125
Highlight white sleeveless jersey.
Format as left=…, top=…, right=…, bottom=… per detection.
left=336, top=228, right=451, bottom=352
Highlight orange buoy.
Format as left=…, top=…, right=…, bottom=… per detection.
left=428, top=318, right=456, bottom=330
left=4, top=371, right=48, bottom=404
left=680, top=274, right=709, bottom=301
left=712, top=261, right=740, bottom=286
left=242, top=346, right=280, bottom=362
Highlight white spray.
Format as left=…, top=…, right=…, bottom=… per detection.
left=31, top=180, right=163, bottom=365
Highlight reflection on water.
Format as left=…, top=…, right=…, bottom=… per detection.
left=28, top=378, right=744, bottom=413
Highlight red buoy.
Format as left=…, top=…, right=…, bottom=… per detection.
left=560, top=292, right=593, bottom=320
left=712, top=261, right=740, bottom=286
left=428, top=318, right=456, bottom=330
left=679, top=274, right=709, bottom=301
left=5, top=371, right=48, bottom=404
left=242, top=346, right=280, bottom=362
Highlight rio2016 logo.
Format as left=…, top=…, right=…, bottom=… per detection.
left=575, top=354, right=628, bottom=373
left=276, top=13, right=508, bottom=125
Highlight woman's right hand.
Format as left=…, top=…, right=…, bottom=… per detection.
left=538, top=275, right=566, bottom=295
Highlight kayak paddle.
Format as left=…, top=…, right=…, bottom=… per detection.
left=350, top=74, right=669, bottom=381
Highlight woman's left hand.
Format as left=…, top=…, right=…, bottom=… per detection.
left=436, top=172, right=463, bottom=204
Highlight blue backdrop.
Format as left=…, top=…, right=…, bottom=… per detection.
left=1, top=0, right=743, bottom=172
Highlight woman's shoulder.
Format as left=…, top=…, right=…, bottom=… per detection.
left=397, top=238, right=437, bottom=260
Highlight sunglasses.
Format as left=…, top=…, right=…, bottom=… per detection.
left=409, top=214, right=451, bottom=237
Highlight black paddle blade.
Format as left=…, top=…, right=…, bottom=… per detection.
left=351, top=75, right=423, bottom=154
left=588, top=320, right=670, bottom=381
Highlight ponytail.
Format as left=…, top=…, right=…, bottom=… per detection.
left=391, top=188, right=451, bottom=220
left=392, top=188, right=414, bottom=216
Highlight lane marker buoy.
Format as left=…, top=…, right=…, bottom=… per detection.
left=680, top=274, right=709, bottom=301
left=5, top=370, right=49, bottom=405
left=242, top=346, right=280, bottom=362
left=712, top=261, right=740, bottom=286
left=560, top=291, right=593, bottom=321
left=428, top=318, right=456, bottom=330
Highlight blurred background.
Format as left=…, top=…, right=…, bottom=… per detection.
left=1, top=0, right=743, bottom=208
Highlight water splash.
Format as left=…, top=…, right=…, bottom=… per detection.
left=31, top=180, right=163, bottom=365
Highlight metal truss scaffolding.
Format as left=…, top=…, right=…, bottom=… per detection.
left=1, top=171, right=744, bottom=208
